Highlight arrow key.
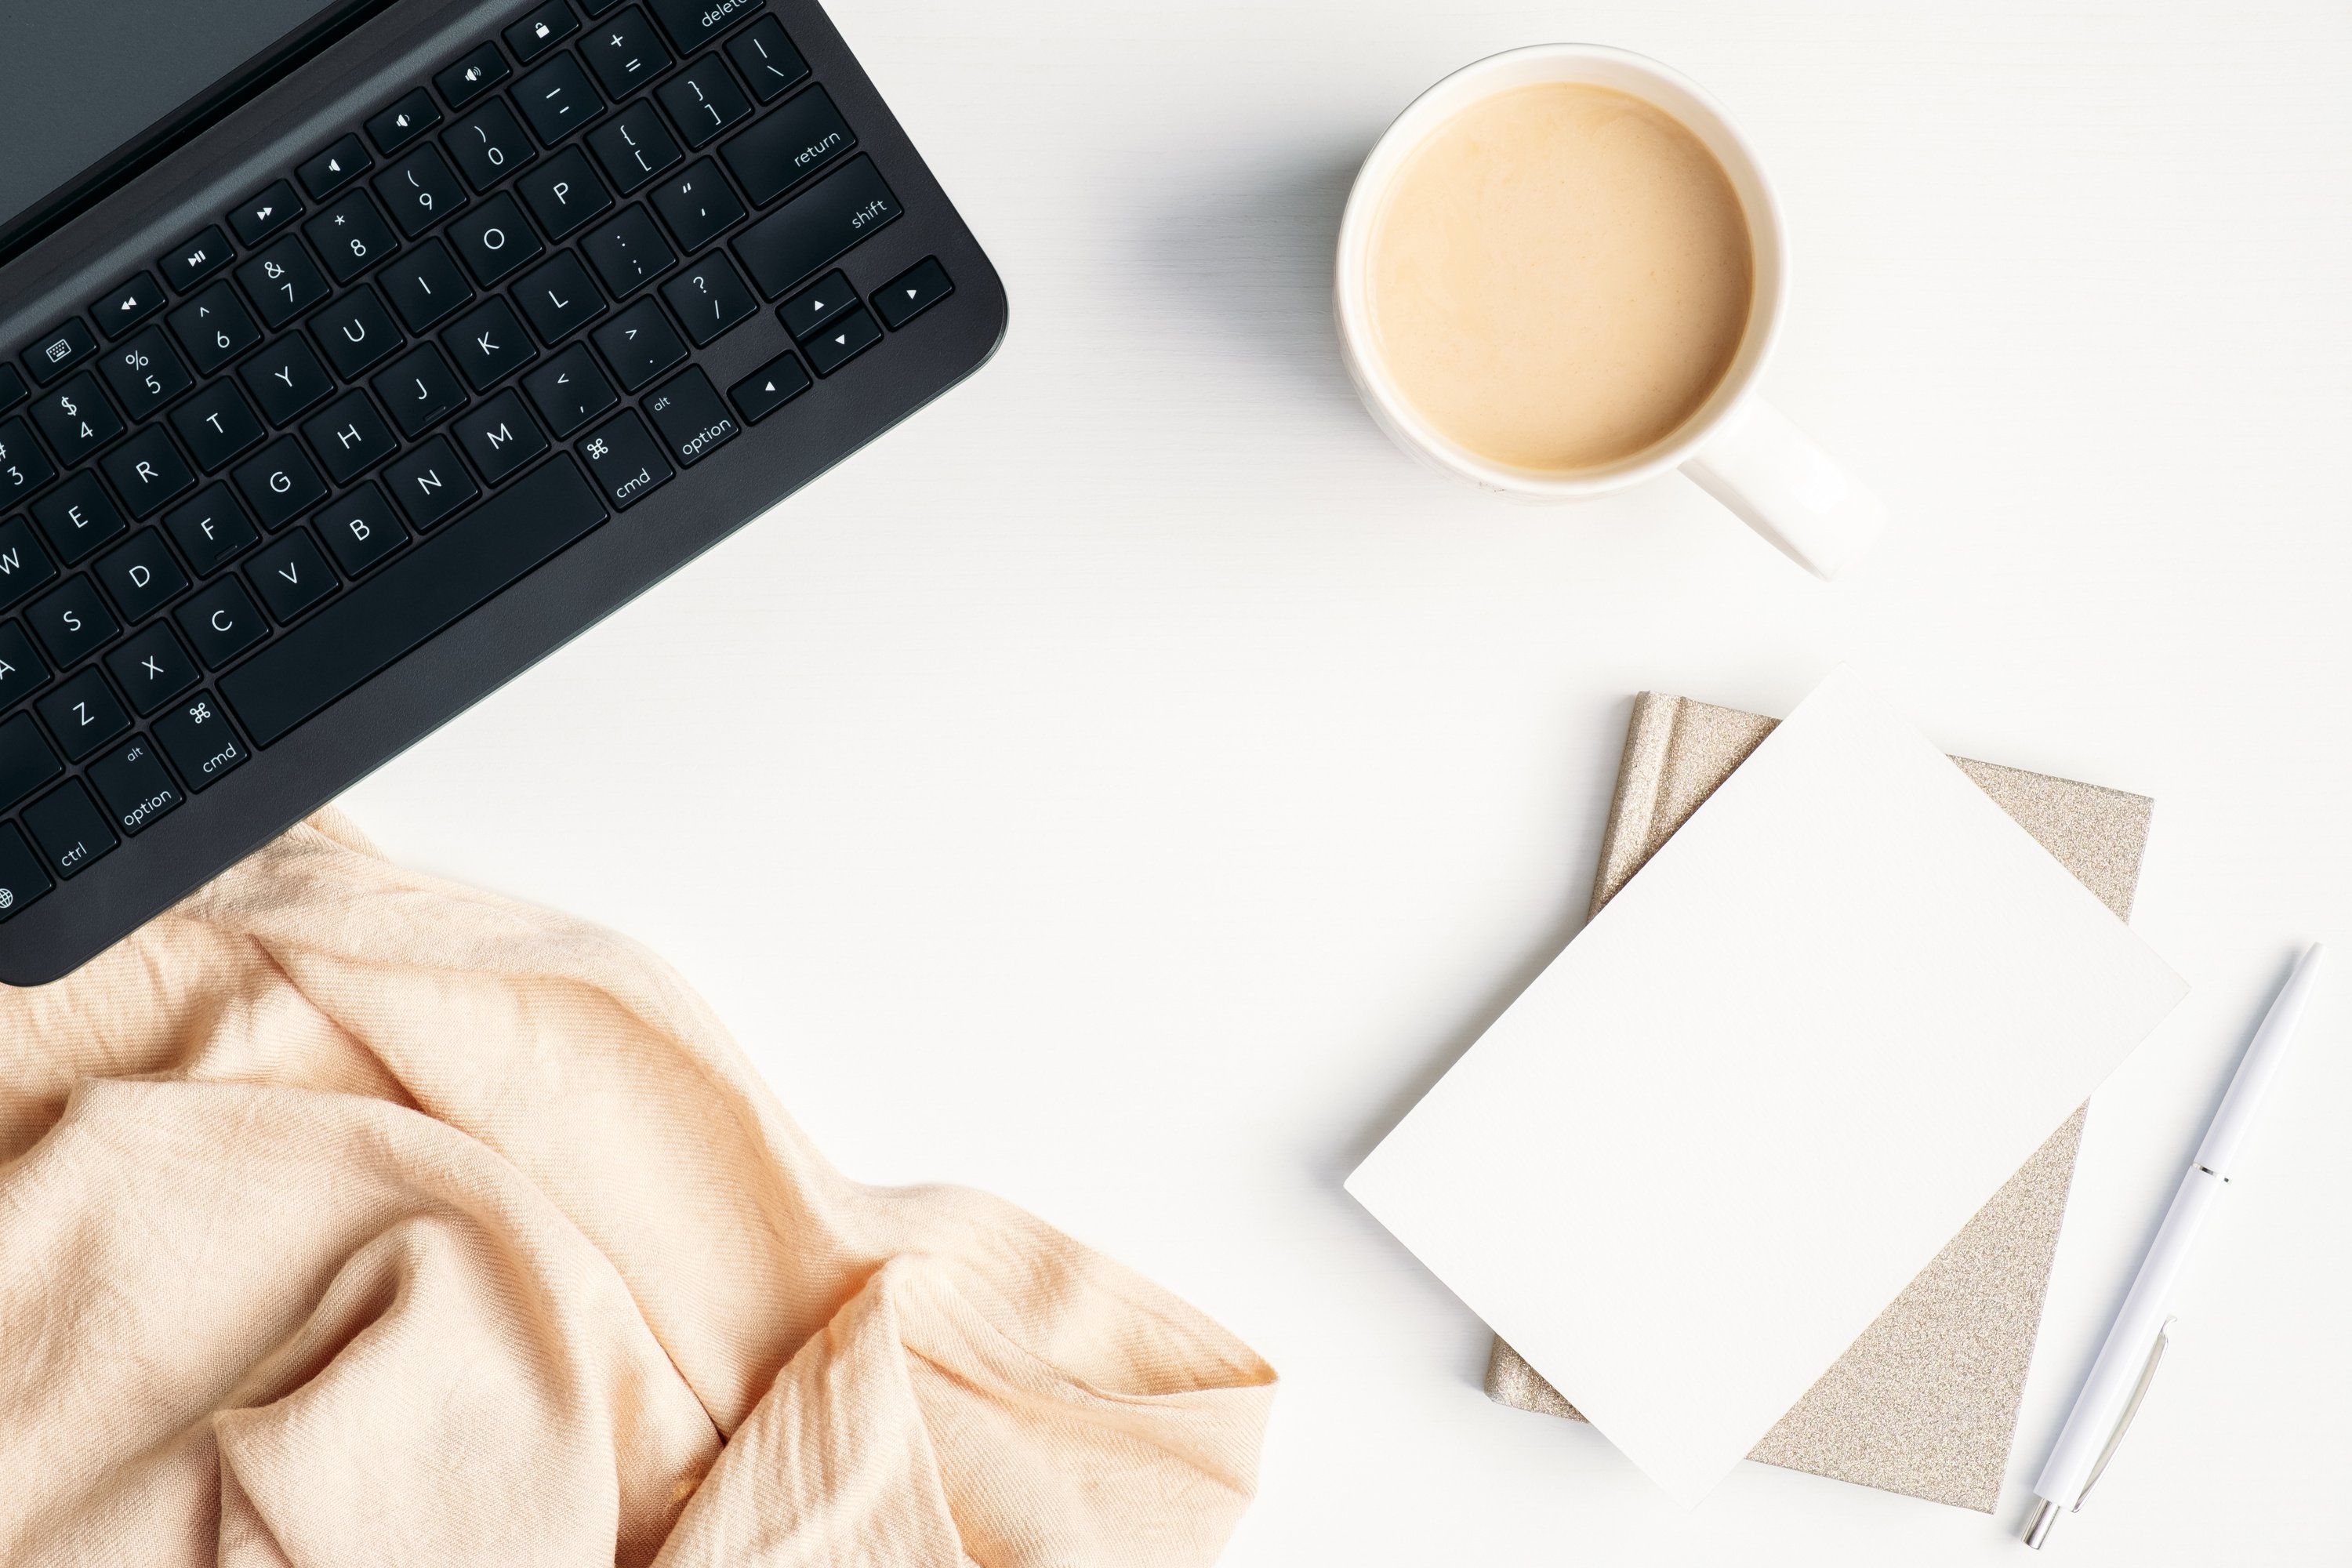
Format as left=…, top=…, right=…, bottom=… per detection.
left=779, top=270, right=855, bottom=341
left=802, top=303, right=882, bottom=377
left=298, top=134, right=374, bottom=201
left=728, top=351, right=810, bottom=424
left=875, top=256, right=953, bottom=331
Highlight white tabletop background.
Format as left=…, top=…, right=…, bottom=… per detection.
left=343, top=0, right=2352, bottom=1560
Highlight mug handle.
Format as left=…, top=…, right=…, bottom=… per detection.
left=1679, top=397, right=1885, bottom=579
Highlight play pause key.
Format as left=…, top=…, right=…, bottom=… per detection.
left=728, top=352, right=811, bottom=423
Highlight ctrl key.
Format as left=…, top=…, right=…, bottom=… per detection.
left=24, top=780, right=117, bottom=880
left=0, top=822, right=54, bottom=921
left=154, top=693, right=249, bottom=790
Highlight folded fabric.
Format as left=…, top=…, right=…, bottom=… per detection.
left=0, top=812, right=1275, bottom=1567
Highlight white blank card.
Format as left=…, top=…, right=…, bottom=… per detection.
left=1346, top=669, right=2186, bottom=1504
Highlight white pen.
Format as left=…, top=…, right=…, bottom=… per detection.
left=2023, top=942, right=2325, bottom=1548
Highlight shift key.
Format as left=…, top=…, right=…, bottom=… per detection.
left=731, top=155, right=900, bottom=299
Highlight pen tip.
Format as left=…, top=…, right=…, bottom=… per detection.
left=2021, top=1497, right=2060, bottom=1549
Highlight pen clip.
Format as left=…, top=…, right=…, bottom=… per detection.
left=2076, top=1316, right=2175, bottom=1508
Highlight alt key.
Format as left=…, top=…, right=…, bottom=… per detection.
left=87, top=736, right=184, bottom=836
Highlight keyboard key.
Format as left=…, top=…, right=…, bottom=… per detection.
left=30, top=373, right=124, bottom=467
left=647, top=0, right=759, bottom=54
left=312, top=484, right=408, bottom=576
left=514, top=252, right=607, bottom=343
left=453, top=390, right=549, bottom=483
left=24, top=779, right=115, bottom=879
left=90, top=273, right=167, bottom=339
left=517, top=147, right=613, bottom=240
left=88, top=735, right=183, bottom=836
left=154, top=693, right=248, bottom=789
left=27, top=576, right=118, bottom=666
left=235, top=234, right=334, bottom=328
left=580, top=205, right=676, bottom=296
left=302, top=390, right=401, bottom=486
left=163, top=487, right=260, bottom=576
left=107, top=624, right=201, bottom=714
left=436, top=42, right=512, bottom=110
left=168, top=281, right=263, bottom=375
left=159, top=226, right=235, bottom=294
left=450, top=193, right=546, bottom=286
left=310, top=287, right=405, bottom=379
left=581, top=7, right=673, bottom=99
left=98, top=325, right=194, bottom=421
left=305, top=191, right=403, bottom=284
left=0, top=622, right=49, bottom=710
left=726, top=16, right=808, bottom=102
left=372, top=344, right=470, bottom=437
left=239, top=336, right=338, bottom=426
left=803, top=302, right=882, bottom=376
left=298, top=133, right=374, bottom=201
left=522, top=343, right=619, bottom=437
left=443, top=298, right=539, bottom=390
left=779, top=269, right=855, bottom=339
left=220, top=458, right=606, bottom=746
left=383, top=436, right=480, bottom=529
left=0, top=365, right=22, bottom=413
left=506, top=0, right=582, bottom=62
left=0, top=517, right=60, bottom=610
left=586, top=100, right=681, bottom=193
left=170, top=381, right=267, bottom=472
left=233, top=436, right=329, bottom=530
left=376, top=145, right=472, bottom=238
left=578, top=408, right=671, bottom=508
left=447, top=100, right=539, bottom=191
left=0, top=712, right=62, bottom=814
left=249, top=530, right=339, bottom=622
left=378, top=239, right=477, bottom=335
left=367, top=88, right=443, bottom=154
left=31, top=474, right=129, bottom=564
left=515, top=53, right=604, bottom=144
left=657, top=55, right=752, bottom=149
left=97, top=426, right=195, bottom=519
left=721, top=84, right=851, bottom=205
left=644, top=365, right=738, bottom=466
left=591, top=296, right=688, bottom=390
left=228, top=180, right=303, bottom=247
left=0, top=419, right=56, bottom=510
left=0, top=819, right=51, bottom=920
left=733, top=155, right=900, bottom=298
left=651, top=159, right=746, bottom=250
left=176, top=580, right=268, bottom=667
left=24, top=319, right=99, bottom=386
left=35, top=667, right=130, bottom=761
left=660, top=252, right=757, bottom=345
left=728, top=350, right=809, bottom=423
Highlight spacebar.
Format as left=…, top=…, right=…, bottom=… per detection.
left=221, top=458, right=608, bottom=746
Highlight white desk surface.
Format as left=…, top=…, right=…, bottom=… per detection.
left=344, top=1, right=2352, bottom=1560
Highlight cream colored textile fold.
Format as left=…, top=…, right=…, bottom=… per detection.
left=0, top=812, right=1274, bottom=1567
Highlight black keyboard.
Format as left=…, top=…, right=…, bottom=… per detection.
left=0, top=0, right=1003, bottom=984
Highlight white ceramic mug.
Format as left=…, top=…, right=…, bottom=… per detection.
left=1334, top=45, right=1884, bottom=579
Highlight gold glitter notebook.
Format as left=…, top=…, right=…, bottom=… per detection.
left=1483, top=693, right=2155, bottom=1513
